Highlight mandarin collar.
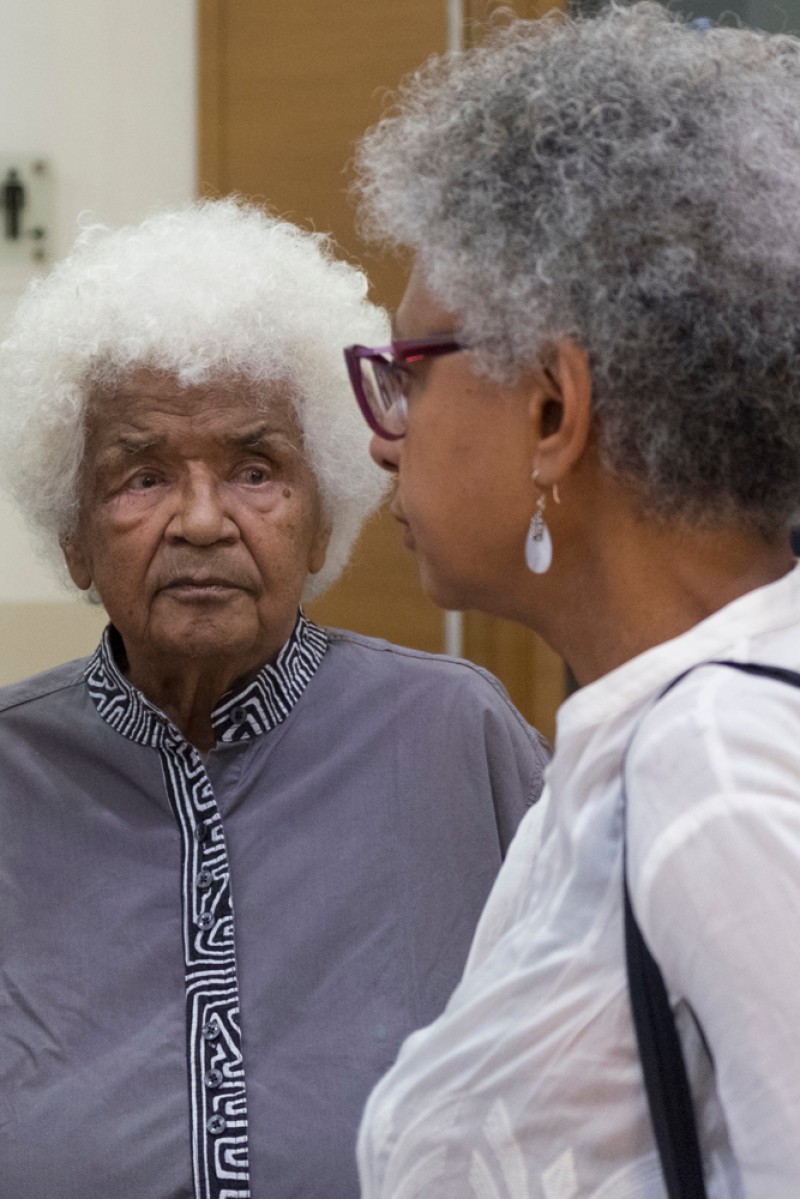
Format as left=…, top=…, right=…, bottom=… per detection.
left=84, top=611, right=328, bottom=749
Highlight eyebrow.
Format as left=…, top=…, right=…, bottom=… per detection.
left=224, top=424, right=286, bottom=448
left=94, top=434, right=161, bottom=464
left=95, top=424, right=299, bottom=465
left=222, top=425, right=301, bottom=455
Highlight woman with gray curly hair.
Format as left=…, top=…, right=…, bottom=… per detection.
left=0, top=199, right=547, bottom=1199
left=347, top=4, right=800, bottom=1196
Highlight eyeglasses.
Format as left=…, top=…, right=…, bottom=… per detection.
left=344, top=336, right=464, bottom=440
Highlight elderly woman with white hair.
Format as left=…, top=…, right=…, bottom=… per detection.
left=0, top=200, right=547, bottom=1199
left=347, top=5, right=800, bottom=1196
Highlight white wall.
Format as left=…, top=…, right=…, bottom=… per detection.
left=0, top=0, right=196, bottom=603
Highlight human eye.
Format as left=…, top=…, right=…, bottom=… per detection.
left=383, top=358, right=411, bottom=393
left=372, top=359, right=409, bottom=410
left=235, top=460, right=274, bottom=485
left=399, top=369, right=418, bottom=402
left=128, top=470, right=162, bottom=491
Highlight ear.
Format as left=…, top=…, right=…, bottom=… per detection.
left=307, top=522, right=332, bottom=576
left=529, top=338, right=592, bottom=483
left=61, top=532, right=93, bottom=592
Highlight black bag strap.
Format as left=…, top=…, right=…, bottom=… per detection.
left=624, top=870, right=707, bottom=1198
left=623, top=659, right=800, bottom=1199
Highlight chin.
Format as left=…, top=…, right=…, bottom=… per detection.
left=154, top=616, right=252, bottom=658
left=420, top=561, right=535, bottom=627
left=418, top=562, right=478, bottom=614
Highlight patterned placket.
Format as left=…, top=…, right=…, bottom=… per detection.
left=85, top=613, right=328, bottom=1199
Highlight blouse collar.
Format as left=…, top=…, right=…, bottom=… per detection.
left=557, top=562, right=800, bottom=737
left=84, top=610, right=328, bottom=749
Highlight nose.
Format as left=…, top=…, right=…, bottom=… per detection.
left=369, top=432, right=400, bottom=474
left=166, top=473, right=238, bottom=546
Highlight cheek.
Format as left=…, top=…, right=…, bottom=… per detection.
left=276, top=483, right=328, bottom=565
left=402, top=456, right=454, bottom=525
left=85, top=500, right=157, bottom=559
left=81, top=516, right=160, bottom=600
left=246, top=507, right=318, bottom=582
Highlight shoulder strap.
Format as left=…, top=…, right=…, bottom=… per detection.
left=624, top=873, right=707, bottom=1198
left=624, top=658, right=800, bottom=1199
left=706, top=659, right=800, bottom=687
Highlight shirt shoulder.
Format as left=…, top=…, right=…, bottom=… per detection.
left=623, top=660, right=800, bottom=1179
left=0, top=656, right=89, bottom=716
left=324, top=627, right=538, bottom=723
left=320, top=629, right=549, bottom=841
left=629, top=659, right=800, bottom=804
left=627, top=657, right=800, bottom=912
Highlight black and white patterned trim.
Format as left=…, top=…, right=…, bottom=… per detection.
left=85, top=611, right=328, bottom=749
left=212, top=613, right=328, bottom=743
left=85, top=612, right=328, bottom=1199
left=163, top=740, right=250, bottom=1199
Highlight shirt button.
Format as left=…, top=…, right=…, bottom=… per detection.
left=206, top=1114, right=226, bottom=1134
left=194, top=821, right=210, bottom=842
left=202, top=1020, right=220, bottom=1041
left=231, top=706, right=247, bottom=723
left=196, top=868, right=213, bottom=890
left=196, top=911, right=214, bottom=930
left=204, top=1068, right=224, bottom=1088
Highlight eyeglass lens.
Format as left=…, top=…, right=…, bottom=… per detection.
left=361, top=358, right=409, bottom=437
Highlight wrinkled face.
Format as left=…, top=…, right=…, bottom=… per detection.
left=370, top=267, right=537, bottom=614
left=64, top=370, right=331, bottom=677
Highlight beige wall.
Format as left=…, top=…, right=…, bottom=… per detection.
left=0, top=0, right=197, bottom=684
left=0, top=604, right=108, bottom=687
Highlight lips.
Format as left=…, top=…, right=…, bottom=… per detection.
left=159, top=574, right=250, bottom=599
left=389, top=507, right=415, bottom=551
left=389, top=499, right=407, bottom=525
left=164, top=576, right=239, bottom=589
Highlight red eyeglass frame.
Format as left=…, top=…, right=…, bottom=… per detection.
left=344, top=336, right=464, bottom=439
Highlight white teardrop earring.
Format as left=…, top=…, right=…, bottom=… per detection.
left=525, top=491, right=553, bottom=574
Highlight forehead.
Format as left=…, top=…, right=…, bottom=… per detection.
left=85, top=368, right=302, bottom=450
left=394, top=263, right=459, bottom=339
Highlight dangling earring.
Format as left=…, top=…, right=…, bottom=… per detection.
left=525, top=495, right=552, bottom=574
left=525, top=470, right=556, bottom=575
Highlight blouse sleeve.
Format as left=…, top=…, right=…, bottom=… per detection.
left=626, top=664, right=800, bottom=1196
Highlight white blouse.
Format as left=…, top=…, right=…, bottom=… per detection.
left=358, top=565, right=800, bottom=1199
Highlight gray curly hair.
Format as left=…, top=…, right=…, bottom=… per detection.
left=0, top=198, right=389, bottom=599
left=355, top=2, right=800, bottom=534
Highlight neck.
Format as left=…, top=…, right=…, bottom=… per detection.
left=121, top=650, right=267, bottom=751
left=510, top=469, right=794, bottom=686
left=556, top=525, right=792, bottom=685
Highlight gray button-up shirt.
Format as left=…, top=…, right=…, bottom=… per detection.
left=0, top=614, right=548, bottom=1199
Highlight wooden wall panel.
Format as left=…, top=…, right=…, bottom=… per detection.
left=200, top=0, right=447, bottom=309
left=198, top=0, right=566, bottom=737
left=465, top=0, right=565, bottom=26
left=199, top=0, right=449, bottom=656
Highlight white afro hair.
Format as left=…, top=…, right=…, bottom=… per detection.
left=0, top=197, right=390, bottom=599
